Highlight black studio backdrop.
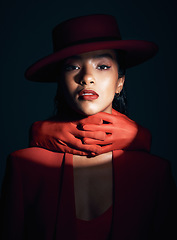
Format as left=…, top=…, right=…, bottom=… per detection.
left=0, top=0, right=177, bottom=188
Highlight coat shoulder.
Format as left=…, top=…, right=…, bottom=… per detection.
left=114, top=150, right=170, bottom=169
left=8, top=147, right=64, bottom=167
left=113, top=150, right=173, bottom=184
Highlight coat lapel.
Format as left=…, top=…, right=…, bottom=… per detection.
left=55, top=153, right=77, bottom=240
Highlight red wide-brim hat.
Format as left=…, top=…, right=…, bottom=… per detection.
left=25, top=14, right=158, bottom=82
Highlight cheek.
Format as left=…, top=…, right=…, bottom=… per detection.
left=62, top=76, right=76, bottom=96
left=100, top=75, right=118, bottom=96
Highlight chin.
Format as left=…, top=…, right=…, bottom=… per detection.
left=75, top=106, right=100, bottom=116
left=70, top=102, right=113, bottom=116
left=78, top=110, right=99, bottom=116
left=77, top=106, right=112, bottom=116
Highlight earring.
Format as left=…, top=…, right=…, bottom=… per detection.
left=115, top=92, right=120, bottom=97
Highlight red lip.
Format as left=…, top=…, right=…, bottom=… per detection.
left=79, top=89, right=99, bottom=100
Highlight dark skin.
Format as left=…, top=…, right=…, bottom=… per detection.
left=73, top=152, right=112, bottom=220
left=30, top=48, right=153, bottom=220
left=61, top=49, right=124, bottom=220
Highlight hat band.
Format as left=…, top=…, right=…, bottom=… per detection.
left=53, top=36, right=121, bottom=52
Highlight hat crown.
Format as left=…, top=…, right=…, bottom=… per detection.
left=25, top=14, right=158, bottom=82
left=52, top=14, right=121, bottom=52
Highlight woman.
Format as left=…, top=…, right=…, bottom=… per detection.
left=1, top=14, right=176, bottom=240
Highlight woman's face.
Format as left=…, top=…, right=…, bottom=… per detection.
left=60, top=49, right=125, bottom=116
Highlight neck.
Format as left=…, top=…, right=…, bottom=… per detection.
left=56, top=103, right=87, bottom=121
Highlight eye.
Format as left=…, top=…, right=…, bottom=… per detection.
left=64, top=64, right=80, bottom=71
left=97, top=65, right=111, bottom=70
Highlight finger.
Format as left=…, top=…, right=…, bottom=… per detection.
left=95, top=112, right=115, bottom=124
left=63, top=148, right=99, bottom=157
left=58, top=145, right=93, bottom=156
left=59, top=137, right=102, bottom=154
left=64, top=148, right=89, bottom=156
left=82, top=124, right=114, bottom=133
left=98, top=144, right=116, bottom=154
left=83, top=138, right=113, bottom=145
left=72, top=142, right=102, bottom=154
left=58, top=131, right=104, bottom=148
left=96, top=111, right=129, bottom=124
left=78, top=115, right=103, bottom=125
left=74, top=130, right=106, bottom=140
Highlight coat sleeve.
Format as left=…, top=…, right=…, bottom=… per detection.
left=152, top=161, right=177, bottom=239
left=1, top=154, right=25, bottom=240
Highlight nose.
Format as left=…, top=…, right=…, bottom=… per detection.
left=79, top=66, right=95, bottom=85
left=80, top=74, right=95, bottom=85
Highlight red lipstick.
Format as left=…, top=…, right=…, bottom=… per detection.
left=79, top=89, right=99, bottom=100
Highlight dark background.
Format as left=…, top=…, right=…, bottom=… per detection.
left=0, top=0, right=177, bottom=189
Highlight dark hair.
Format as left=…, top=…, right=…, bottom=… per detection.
left=54, top=50, right=127, bottom=115
left=112, top=86, right=127, bottom=115
left=112, top=50, right=127, bottom=115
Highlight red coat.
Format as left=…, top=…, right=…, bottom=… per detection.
left=1, top=147, right=177, bottom=239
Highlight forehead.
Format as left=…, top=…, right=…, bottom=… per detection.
left=64, top=49, right=117, bottom=61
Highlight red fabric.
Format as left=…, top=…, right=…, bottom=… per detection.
left=25, top=15, right=158, bottom=82
left=29, top=109, right=152, bottom=155
left=1, top=148, right=177, bottom=239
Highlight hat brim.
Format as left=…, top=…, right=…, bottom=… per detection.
left=25, top=40, right=158, bottom=82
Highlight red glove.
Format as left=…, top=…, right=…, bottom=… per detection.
left=29, top=115, right=106, bottom=156
left=29, top=109, right=151, bottom=155
left=81, top=109, right=151, bottom=154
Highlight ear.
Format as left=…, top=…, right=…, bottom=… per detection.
left=116, top=75, right=125, bottom=94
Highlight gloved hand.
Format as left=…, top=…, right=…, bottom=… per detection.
left=29, top=115, right=106, bottom=156
left=81, top=109, right=151, bottom=153
left=29, top=109, right=151, bottom=155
